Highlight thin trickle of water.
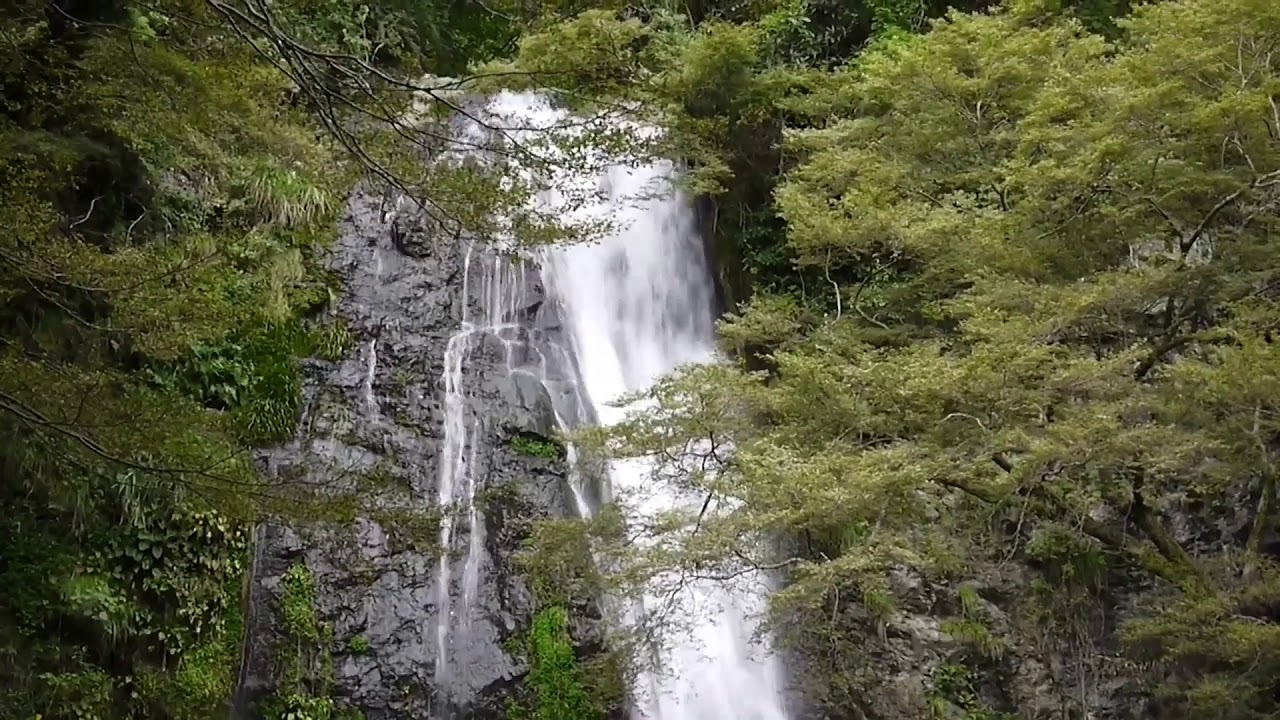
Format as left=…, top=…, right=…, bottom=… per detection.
left=432, top=241, right=539, bottom=686
left=433, top=320, right=470, bottom=682
left=558, top=428, right=592, bottom=518
left=461, top=255, right=529, bottom=616
left=364, top=339, right=378, bottom=413
left=481, top=91, right=791, bottom=720
left=460, top=437, right=483, bottom=618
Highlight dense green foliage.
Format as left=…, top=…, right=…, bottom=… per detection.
left=512, top=509, right=628, bottom=719
left=0, top=0, right=332, bottom=704
left=510, top=433, right=564, bottom=459
left=0, top=0, right=520, bottom=717
left=510, top=607, right=601, bottom=720
left=264, top=564, right=357, bottom=720
left=9, top=0, right=1280, bottom=717
left=498, top=0, right=1280, bottom=718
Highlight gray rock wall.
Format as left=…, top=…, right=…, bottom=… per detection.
left=236, top=183, right=597, bottom=719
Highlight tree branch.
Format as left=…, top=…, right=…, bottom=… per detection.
left=935, top=455, right=1208, bottom=595
left=1245, top=404, right=1277, bottom=579
left=1119, top=468, right=1200, bottom=581
left=1180, top=168, right=1280, bottom=257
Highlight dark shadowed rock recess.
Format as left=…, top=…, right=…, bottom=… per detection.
left=233, top=180, right=606, bottom=719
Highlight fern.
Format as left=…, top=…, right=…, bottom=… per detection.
left=236, top=159, right=335, bottom=230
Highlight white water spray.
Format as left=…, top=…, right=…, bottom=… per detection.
left=481, top=91, right=792, bottom=720
left=432, top=244, right=531, bottom=680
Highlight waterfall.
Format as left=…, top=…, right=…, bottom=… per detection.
left=432, top=245, right=529, bottom=684
left=480, top=91, right=791, bottom=720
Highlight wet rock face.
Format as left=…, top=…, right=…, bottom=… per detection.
left=237, top=184, right=593, bottom=719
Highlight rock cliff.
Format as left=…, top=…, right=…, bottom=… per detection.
left=235, top=182, right=600, bottom=719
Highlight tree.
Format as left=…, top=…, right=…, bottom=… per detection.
left=577, top=0, right=1280, bottom=717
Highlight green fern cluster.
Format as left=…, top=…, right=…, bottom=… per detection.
left=266, top=564, right=343, bottom=720
left=511, top=434, right=562, bottom=459
left=507, top=607, right=602, bottom=720
left=235, top=160, right=337, bottom=231
left=928, top=663, right=1014, bottom=720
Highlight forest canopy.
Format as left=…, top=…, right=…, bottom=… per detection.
left=518, top=0, right=1280, bottom=717
left=3, top=0, right=1279, bottom=719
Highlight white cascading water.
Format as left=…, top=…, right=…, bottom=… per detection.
left=482, top=90, right=791, bottom=720
left=432, top=244, right=530, bottom=683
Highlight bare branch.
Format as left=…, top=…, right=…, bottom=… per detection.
left=824, top=250, right=842, bottom=322
left=964, top=455, right=1208, bottom=595
left=1180, top=169, right=1280, bottom=257
left=1143, top=196, right=1184, bottom=236
left=68, top=196, right=102, bottom=229
left=847, top=268, right=890, bottom=330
